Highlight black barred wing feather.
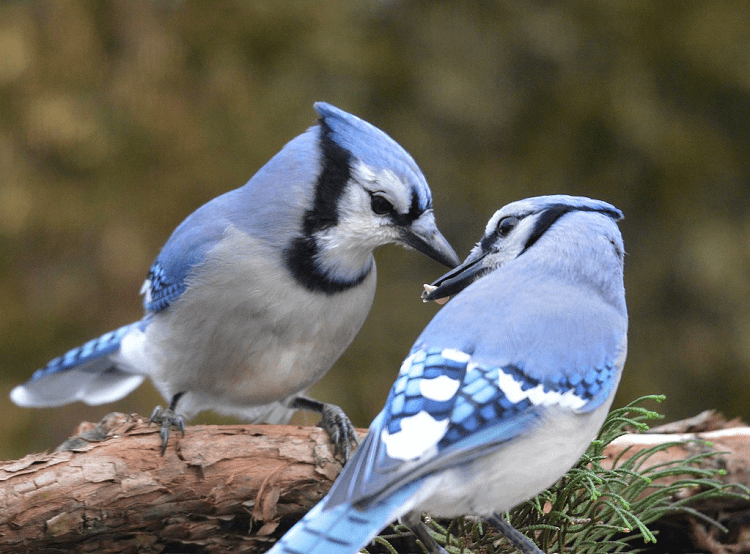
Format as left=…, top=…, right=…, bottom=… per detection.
left=141, top=261, right=188, bottom=313
left=343, top=346, right=619, bottom=506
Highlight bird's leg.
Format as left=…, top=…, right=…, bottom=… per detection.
left=486, top=514, right=545, bottom=554
left=400, top=512, right=449, bottom=554
left=149, top=391, right=186, bottom=455
left=290, top=396, right=359, bottom=462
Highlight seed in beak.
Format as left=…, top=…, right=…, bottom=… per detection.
left=422, top=284, right=450, bottom=305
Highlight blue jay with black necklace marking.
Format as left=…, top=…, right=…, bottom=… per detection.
left=269, top=195, right=627, bottom=554
left=11, top=102, right=459, bottom=457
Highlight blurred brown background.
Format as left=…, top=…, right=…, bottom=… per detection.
left=2, top=1, right=749, bottom=460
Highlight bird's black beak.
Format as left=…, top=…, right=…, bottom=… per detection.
left=400, top=211, right=460, bottom=268
left=421, top=249, right=489, bottom=303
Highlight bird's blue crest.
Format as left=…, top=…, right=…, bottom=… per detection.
left=486, top=195, right=623, bottom=233
left=313, top=102, right=432, bottom=212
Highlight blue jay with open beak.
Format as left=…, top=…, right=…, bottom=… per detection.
left=11, top=102, right=459, bottom=457
left=269, top=195, right=627, bottom=554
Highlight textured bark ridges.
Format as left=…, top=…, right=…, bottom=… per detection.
left=0, top=413, right=349, bottom=553
left=1, top=411, right=750, bottom=553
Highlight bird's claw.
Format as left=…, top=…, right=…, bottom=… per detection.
left=318, top=403, right=359, bottom=462
left=149, top=405, right=186, bottom=455
left=487, top=514, right=546, bottom=554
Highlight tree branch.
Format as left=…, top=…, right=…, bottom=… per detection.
left=1, top=410, right=749, bottom=553
left=0, top=413, right=355, bottom=553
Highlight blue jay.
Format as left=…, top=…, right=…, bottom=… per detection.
left=269, top=195, right=627, bottom=554
left=10, top=102, right=459, bottom=457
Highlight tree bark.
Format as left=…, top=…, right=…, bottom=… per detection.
left=1, top=411, right=748, bottom=553
left=0, top=413, right=353, bottom=553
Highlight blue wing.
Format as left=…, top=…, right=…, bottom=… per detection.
left=326, top=346, right=615, bottom=508
left=141, top=193, right=239, bottom=313
left=139, top=150, right=316, bottom=313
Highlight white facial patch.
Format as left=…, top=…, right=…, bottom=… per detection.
left=380, top=410, right=450, bottom=461
left=351, top=162, right=410, bottom=214
left=484, top=209, right=505, bottom=235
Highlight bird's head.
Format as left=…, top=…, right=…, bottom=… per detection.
left=284, top=103, right=458, bottom=294
left=423, top=195, right=624, bottom=303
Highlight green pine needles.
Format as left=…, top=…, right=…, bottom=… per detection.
left=368, top=395, right=748, bottom=554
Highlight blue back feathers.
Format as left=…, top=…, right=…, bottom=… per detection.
left=141, top=194, right=241, bottom=313
left=318, top=196, right=627, bottom=510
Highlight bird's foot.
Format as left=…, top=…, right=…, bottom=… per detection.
left=401, top=513, right=449, bottom=554
left=318, top=402, right=359, bottom=462
left=487, top=514, right=546, bottom=554
left=290, top=396, right=359, bottom=461
left=149, top=405, right=186, bottom=455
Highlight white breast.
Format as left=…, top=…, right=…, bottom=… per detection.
left=408, top=401, right=613, bottom=518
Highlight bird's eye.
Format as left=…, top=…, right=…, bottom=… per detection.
left=496, top=216, right=519, bottom=237
left=370, top=195, right=394, bottom=216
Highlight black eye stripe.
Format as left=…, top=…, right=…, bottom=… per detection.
left=389, top=190, right=424, bottom=227
left=478, top=204, right=621, bottom=256
left=521, top=205, right=573, bottom=254
left=521, top=204, right=622, bottom=254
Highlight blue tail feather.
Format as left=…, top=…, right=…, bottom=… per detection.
left=29, top=322, right=141, bottom=382
left=270, top=484, right=419, bottom=554
left=10, top=321, right=147, bottom=408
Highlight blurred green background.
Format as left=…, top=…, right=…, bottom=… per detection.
left=2, top=1, right=749, bottom=460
